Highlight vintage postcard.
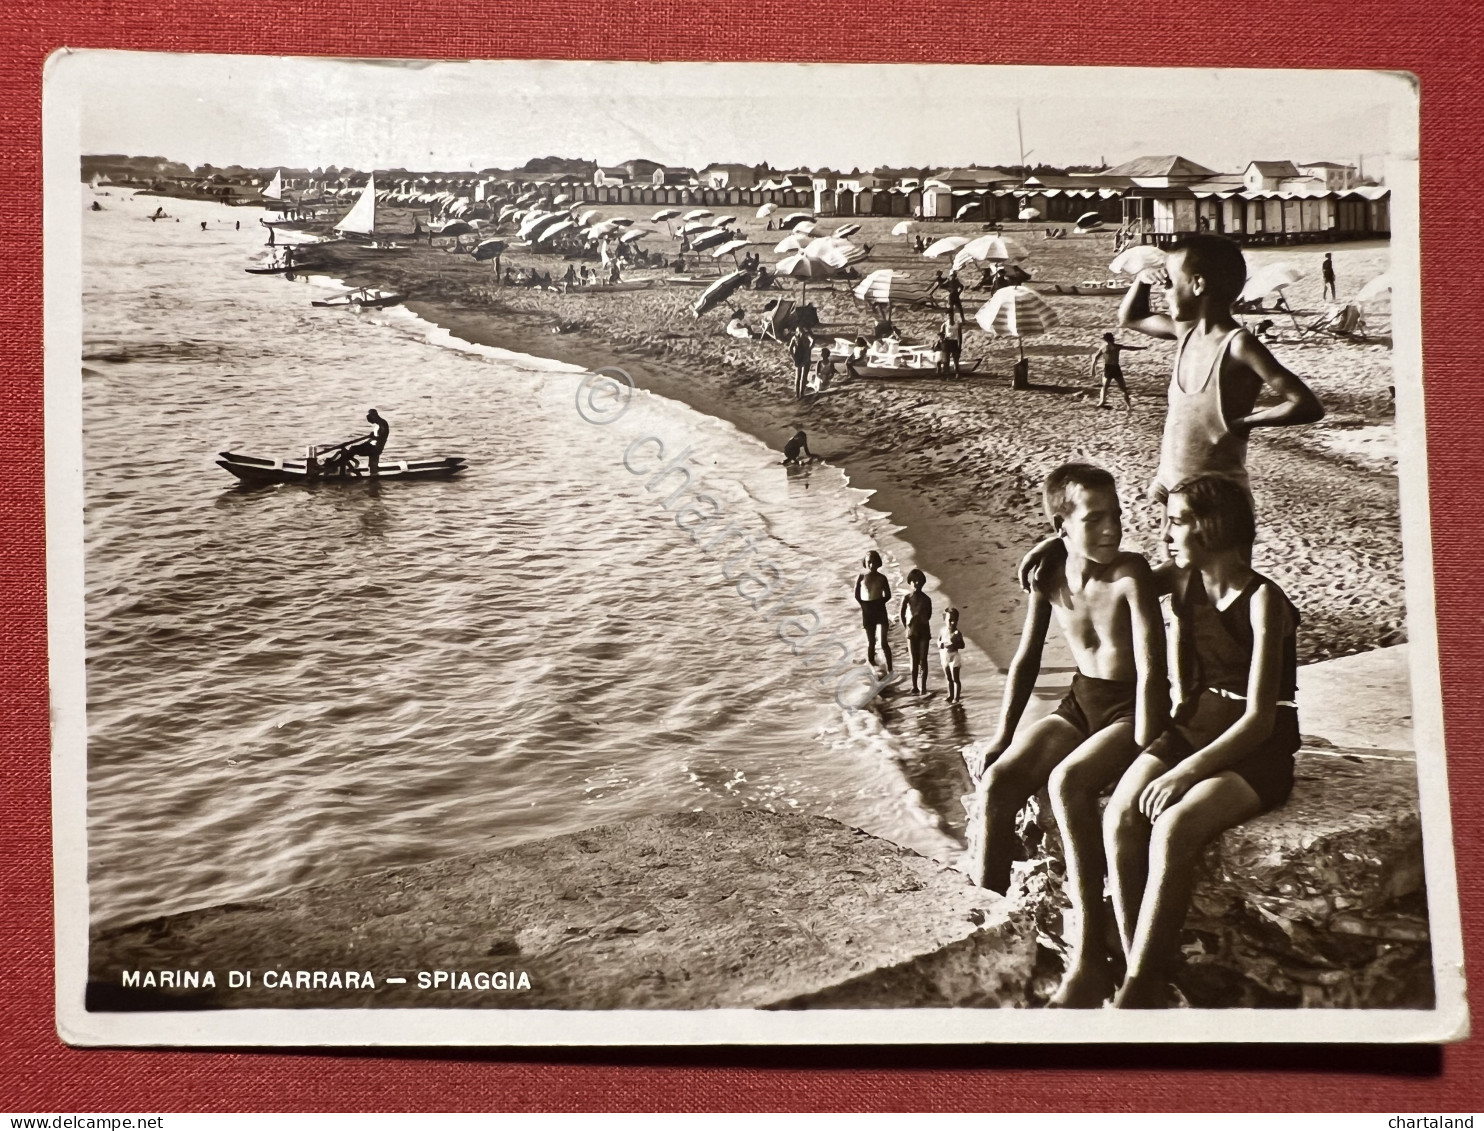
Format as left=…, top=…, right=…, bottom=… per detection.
left=45, top=52, right=1466, bottom=1044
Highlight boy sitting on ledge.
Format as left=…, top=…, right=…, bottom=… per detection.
left=967, top=463, right=1167, bottom=1007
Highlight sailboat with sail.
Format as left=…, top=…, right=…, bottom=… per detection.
left=333, top=176, right=407, bottom=250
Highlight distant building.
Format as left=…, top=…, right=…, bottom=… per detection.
left=594, top=166, right=629, bottom=187
left=1243, top=161, right=1301, bottom=192
left=1296, top=161, right=1360, bottom=190
left=1099, top=155, right=1219, bottom=188
left=653, top=167, right=697, bottom=187
left=699, top=163, right=757, bottom=190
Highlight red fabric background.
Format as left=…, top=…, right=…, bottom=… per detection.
left=3, top=0, right=1481, bottom=1113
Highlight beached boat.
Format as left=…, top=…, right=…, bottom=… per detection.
left=663, top=276, right=714, bottom=287
left=311, top=286, right=406, bottom=309
left=217, top=451, right=467, bottom=485
left=570, top=279, right=657, bottom=294
left=245, top=260, right=318, bottom=275
left=831, top=359, right=983, bottom=380
left=1044, top=281, right=1127, bottom=296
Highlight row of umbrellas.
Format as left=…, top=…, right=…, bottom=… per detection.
left=1107, top=245, right=1393, bottom=308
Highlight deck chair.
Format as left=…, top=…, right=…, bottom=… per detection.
left=1304, top=302, right=1368, bottom=340
left=759, top=298, right=797, bottom=343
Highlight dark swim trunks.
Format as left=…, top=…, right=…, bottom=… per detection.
left=860, top=598, right=889, bottom=628
left=1141, top=699, right=1299, bottom=812
left=1051, top=673, right=1138, bottom=738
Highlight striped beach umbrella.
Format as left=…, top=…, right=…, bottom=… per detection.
left=951, top=235, right=1026, bottom=274
left=652, top=208, right=682, bottom=222
left=711, top=238, right=751, bottom=263
left=577, top=209, right=601, bottom=226
left=714, top=215, right=738, bottom=228
left=1076, top=211, right=1104, bottom=230
left=803, top=236, right=866, bottom=269
left=852, top=269, right=925, bottom=306
left=792, top=220, right=819, bottom=237
left=975, top=286, right=1060, bottom=358
left=689, top=228, right=733, bottom=252
left=693, top=269, right=749, bottom=317
left=779, top=211, right=814, bottom=229
left=683, top=208, right=714, bottom=221
left=834, top=222, right=861, bottom=238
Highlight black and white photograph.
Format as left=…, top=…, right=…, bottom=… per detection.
left=45, top=53, right=1466, bottom=1045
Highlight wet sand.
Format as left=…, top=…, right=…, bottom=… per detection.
left=294, top=208, right=1402, bottom=666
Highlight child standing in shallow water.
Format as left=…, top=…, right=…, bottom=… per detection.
left=1105, top=475, right=1302, bottom=1008
left=938, top=608, right=964, bottom=703
left=853, top=551, right=893, bottom=672
left=899, top=569, right=934, bottom=694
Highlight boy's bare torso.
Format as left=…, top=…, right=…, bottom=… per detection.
left=1040, top=552, right=1147, bottom=682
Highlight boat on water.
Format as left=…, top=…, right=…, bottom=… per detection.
left=311, top=286, right=406, bottom=309
left=217, top=451, right=467, bottom=485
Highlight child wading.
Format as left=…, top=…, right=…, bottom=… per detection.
left=967, top=463, right=1166, bottom=1007
left=1105, top=475, right=1302, bottom=1008
left=899, top=569, right=934, bottom=694
left=853, top=551, right=893, bottom=673
left=1119, top=235, right=1323, bottom=503
left=938, top=608, right=964, bottom=704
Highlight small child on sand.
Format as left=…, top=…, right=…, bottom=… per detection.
left=782, top=430, right=813, bottom=465
left=854, top=551, right=893, bottom=673
left=899, top=569, right=934, bottom=694
left=967, top=463, right=1166, bottom=1007
left=1105, top=475, right=1302, bottom=1008
left=938, top=608, right=964, bottom=704
left=1119, top=234, right=1323, bottom=503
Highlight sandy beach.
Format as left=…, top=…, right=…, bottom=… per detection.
left=291, top=208, right=1400, bottom=669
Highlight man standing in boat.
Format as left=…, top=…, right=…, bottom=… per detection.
left=343, top=409, right=390, bottom=476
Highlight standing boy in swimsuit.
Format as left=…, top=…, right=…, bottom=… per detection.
left=966, top=463, right=1166, bottom=1007
left=899, top=569, right=934, bottom=694
left=1119, top=235, right=1323, bottom=503
left=853, top=551, right=893, bottom=673
left=1089, top=332, right=1148, bottom=410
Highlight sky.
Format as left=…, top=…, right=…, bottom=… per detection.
left=55, top=52, right=1414, bottom=179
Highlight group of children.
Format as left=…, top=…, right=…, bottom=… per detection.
left=852, top=235, right=1327, bottom=1008
left=853, top=553, right=966, bottom=703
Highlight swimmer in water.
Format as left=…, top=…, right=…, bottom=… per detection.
left=854, top=550, right=893, bottom=672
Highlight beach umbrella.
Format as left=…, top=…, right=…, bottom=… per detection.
left=714, top=215, right=738, bottom=228
left=519, top=212, right=564, bottom=241
left=955, top=201, right=983, bottom=220
left=1075, top=211, right=1104, bottom=230
left=433, top=219, right=475, bottom=238
left=975, top=286, right=1060, bottom=358
left=804, top=236, right=866, bottom=268
left=891, top=220, right=914, bottom=236
left=1356, top=273, right=1392, bottom=304
left=756, top=202, right=778, bottom=218
left=552, top=193, right=571, bottom=206
left=924, top=235, right=970, bottom=258
left=517, top=190, right=539, bottom=204
left=774, top=232, right=810, bottom=254
left=590, top=220, right=623, bottom=237
left=693, top=269, right=749, bottom=317
left=852, top=268, right=925, bottom=306
left=950, top=234, right=1026, bottom=275
left=1240, top=261, right=1306, bottom=303
left=1109, top=245, right=1167, bottom=276
left=652, top=208, right=682, bottom=222
left=711, top=238, right=751, bottom=264
left=793, top=220, right=819, bottom=237
left=619, top=228, right=654, bottom=245
left=681, top=219, right=713, bottom=235
left=472, top=238, right=508, bottom=261
left=689, top=228, right=733, bottom=252
left=1018, top=206, right=1041, bottom=221
left=775, top=251, right=837, bottom=303
left=578, top=209, right=601, bottom=225
left=779, top=212, right=814, bottom=229
left=535, top=218, right=577, bottom=242
left=608, top=217, right=635, bottom=227
left=683, top=208, right=714, bottom=221
left=834, top=223, right=862, bottom=238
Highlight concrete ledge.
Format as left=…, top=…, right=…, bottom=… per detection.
left=88, top=810, right=1033, bottom=1011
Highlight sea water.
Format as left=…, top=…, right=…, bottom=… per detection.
left=79, top=190, right=996, bottom=929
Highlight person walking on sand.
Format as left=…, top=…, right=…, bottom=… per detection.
left=1321, top=252, right=1337, bottom=302
left=1090, top=332, right=1148, bottom=410
left=854, top=551, right=893, bottom=673
left=939, top=607, right=965, bottom=704
left=899, top=569, right=934, bottom=694
left=942, top=313, right=964, bottom=377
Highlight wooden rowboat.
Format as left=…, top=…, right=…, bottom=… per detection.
left=217, top=451, right=467, bottom=485
left=311, top=287, right=406, bottom=309
left=832, top=359, right=983, bottom=380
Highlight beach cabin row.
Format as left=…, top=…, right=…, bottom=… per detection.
left=1120, top=187, right=1391, bottom=245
